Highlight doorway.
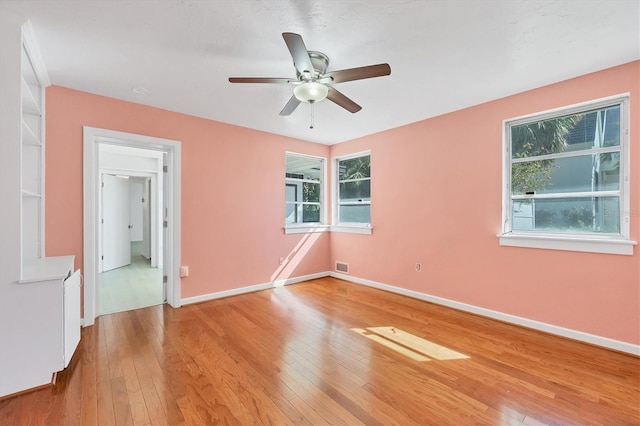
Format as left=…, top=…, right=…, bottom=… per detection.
left=83, top=127, right=181, bottom=326
left=98, top=169, right=163, bottom=315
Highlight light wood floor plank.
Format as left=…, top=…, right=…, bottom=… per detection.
left=0, top=277, right=638, bottom=425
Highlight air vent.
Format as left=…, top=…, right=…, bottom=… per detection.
left=286, top=172, right=304, bottom=179
left=335, top=261, right=349, bottom=274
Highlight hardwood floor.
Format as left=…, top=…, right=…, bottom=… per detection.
left=1, top=277, right=638, bottom=425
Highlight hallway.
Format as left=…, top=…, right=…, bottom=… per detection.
left=98, top=241, right=164, bottom=315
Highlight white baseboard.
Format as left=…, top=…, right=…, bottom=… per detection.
left=180, top=271, right=330, bottom=306
left=330, top=272, right=640, bottom=356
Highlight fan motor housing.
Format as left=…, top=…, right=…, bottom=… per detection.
left=296, top=51, right=329, bottom=79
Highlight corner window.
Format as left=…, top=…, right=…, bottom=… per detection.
left=285, top=153, right=326, bottom=232
left=334, top=152, right=371, bottom=230
left=500, top=95, right=636, bottom=255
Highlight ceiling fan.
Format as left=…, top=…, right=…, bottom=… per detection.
left=229, top=32, right=391, bottom=118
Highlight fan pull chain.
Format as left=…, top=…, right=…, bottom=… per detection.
left=309, top=100, right=315, bottom=129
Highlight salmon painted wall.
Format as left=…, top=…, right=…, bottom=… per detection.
left=329, top=61, right=640, bottom=345
left=45, top=87, right=330, bottom=298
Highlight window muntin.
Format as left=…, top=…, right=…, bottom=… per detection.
left=336, top=153, right=371, bottom=224
left=506, top=99, right=626, bottom=237
left=285, top=154, right=324, bottom=224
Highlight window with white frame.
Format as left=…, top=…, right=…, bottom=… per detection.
left=500, top=95, right=635, bottom=255
left=336, top=153, right=371, bottom=224
left=285, top=153, right=324, bottom=225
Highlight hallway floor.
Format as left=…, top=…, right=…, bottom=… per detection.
left=98, top=241, right=164, bottom=315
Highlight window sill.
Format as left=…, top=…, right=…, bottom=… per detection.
left=330, top=224, right=373, bottom=235
left=498, top=232, right=636, bottom=255
left=284, top=224, right=330, bottom=234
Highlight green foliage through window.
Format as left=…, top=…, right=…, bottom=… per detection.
left=508, top=102, right=623, bottom=235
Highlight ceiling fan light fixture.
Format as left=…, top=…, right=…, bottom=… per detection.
left=293, top=82, right=328, bottom=103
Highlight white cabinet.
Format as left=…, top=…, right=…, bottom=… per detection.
left=0, top=19, right=78, bottom=398
left=63, top=269, right=82, bottom=367
left=17, top=256, right=81, bottom=385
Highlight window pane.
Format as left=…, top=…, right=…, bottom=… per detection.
left=339, top=205, right=370, bottom=223
left=286, top=203, right=321, bottom=224
left=286, top=156, right=322, bottom=181
left=339, top=155, right=370, bottom=180
left=512, top=198, right=619, bottom=233
left=285, top=205, right=297, bottom=223
left=339, top=180, right=370, bottom=202
left=302, top=205, right=320, bottom=223
left=302, top=182, right=320, bottom=202
left=285, top=154, right=324, bottom=224
left=512, top=153, right=620, bottom=195
left=512, top=105, right=620, bottom=159
left=285, top=184, right=297, bottom=223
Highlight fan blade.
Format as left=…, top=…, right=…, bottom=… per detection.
left=282, top=32, right=315, bottom=75
left=229, top=77, right=294, bottom=84
left=279, top=95, right=302, bottom=116
left=324, top=63, right=391, bottom=84
left=326, top=87, right=361, bottom=113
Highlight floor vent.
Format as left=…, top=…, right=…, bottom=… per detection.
left=335, top=261, right=349, bottom=274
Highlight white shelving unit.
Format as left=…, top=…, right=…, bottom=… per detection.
left=20, top=39, right=45, bottom=268
left=0, top=19, right=81, bottom=398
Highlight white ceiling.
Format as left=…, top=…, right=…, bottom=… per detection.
left=2, top=0, right=639, bottom=145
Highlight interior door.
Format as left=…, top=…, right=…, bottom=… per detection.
left=102, top=174, right=132, bottom=271
left=141, top=178, right=151, bottom=259
left=162, top=154, right=168, bottom=302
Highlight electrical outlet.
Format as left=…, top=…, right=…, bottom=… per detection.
left=415, top=263, right=421, bottom=272
left=279, top=257, right=284, bottom=265
left=180, top=266, right=189, bottom=277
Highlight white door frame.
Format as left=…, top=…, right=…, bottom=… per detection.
left=83, top=126, right=181, bottom=327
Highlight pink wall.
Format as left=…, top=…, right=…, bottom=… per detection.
left=45, top=87, right=330, bottom=298
left=46, top=61, right=639, bottom=346
left=330, top=61, right=640, bottom=345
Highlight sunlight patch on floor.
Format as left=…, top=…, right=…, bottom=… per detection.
left=499, top=405, right=551, bottom=426
left=352, top=326, right=469, bottom=361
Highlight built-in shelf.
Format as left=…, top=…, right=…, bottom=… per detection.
left=1, top=20, right=79, bottom=400
left=21, top=36, right=45, bottom=265
left=19, top=255, right=75, bottom=284
left=21, top=119, right=41, bottom=146
left=21, top=77, right=41, bottom=116
left=21, top=189, right=42, bottom=198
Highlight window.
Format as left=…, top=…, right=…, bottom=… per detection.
left=335, top=152, right=371, bottom=230
left=285, top=153, right=326, bottom=232
left=500, top=95, right=635, bottom=255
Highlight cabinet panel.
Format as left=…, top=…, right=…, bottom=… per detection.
left=63, top=270, right=81, bottom=367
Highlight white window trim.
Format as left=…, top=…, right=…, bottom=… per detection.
left=330, top=223, right=373, bottom=235
left=284, top=224, right=331, bottom=234
left=498, top=232, right=636, bottom=255
left=284, top=152, right=327, bottom=233
left=498, top=94, right=636, bottom=255
left=332, top=150, right=373, bottom=234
